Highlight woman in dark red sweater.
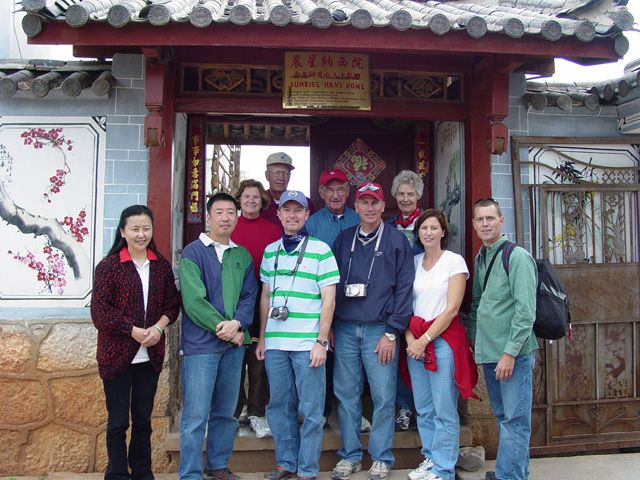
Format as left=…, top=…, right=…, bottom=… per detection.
left=231, top=179, right=281, bottom=439
left=91, top=205, right=180, bottom=480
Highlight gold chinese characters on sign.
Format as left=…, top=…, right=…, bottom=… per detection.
left=283, top=52, right=370, bottom=111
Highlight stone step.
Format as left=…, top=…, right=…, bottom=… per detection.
left=165, top=425, right=473, bottom=472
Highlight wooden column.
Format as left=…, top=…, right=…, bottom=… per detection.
left=464, top=56, right=504, bottom=263
left=145, top=51, right=175, bottom=259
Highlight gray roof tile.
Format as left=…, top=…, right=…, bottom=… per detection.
left=19, top=0, right=633, bottom=42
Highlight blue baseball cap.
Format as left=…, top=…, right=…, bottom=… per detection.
left=278, top=190, right=308, bottom=209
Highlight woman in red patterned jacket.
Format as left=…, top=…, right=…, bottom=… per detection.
left=91, top=205, right=180, bottom=480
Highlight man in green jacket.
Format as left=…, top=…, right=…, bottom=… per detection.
left=469, top=198, right=537, bottom=480
left=179, top=192, right=258, bottom=480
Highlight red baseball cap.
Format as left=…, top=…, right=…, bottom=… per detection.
left=319, top=169, right=348, bottom=186
left=355, top=182, right=384, bottom=201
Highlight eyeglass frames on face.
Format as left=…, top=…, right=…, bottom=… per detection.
left=324, top=187, right=348, bottom=196
left=358, top=184, right=380, bottom=192
left=268, top=170, right=290, bottom=178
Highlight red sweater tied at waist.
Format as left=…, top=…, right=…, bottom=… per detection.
left=400, top=315, right=479, bottom=400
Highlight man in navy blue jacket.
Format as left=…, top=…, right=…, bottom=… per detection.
left=331, top=182, right=414, bottom=480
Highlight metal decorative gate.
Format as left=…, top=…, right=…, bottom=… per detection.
left=512, top=136, right=640, bottom=453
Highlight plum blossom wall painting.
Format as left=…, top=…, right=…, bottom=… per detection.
left=0, top=117, right=105, bottom=307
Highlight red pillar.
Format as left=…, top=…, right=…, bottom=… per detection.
left=145, top=55, right=175, bottom=259
left=464, top=55, right=509, bottom=262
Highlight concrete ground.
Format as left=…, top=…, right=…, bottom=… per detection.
left=3, top=452, right=640, bottom=480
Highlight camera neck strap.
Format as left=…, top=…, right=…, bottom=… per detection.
left=345, top=222, right=384, bottom=289
left=272, top=235, right=309, bottom=309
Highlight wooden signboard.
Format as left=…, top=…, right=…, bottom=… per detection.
left=283, top=52, right=370, bottom=110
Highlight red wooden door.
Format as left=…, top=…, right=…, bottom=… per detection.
left=309, top=118, right=423, bottom=220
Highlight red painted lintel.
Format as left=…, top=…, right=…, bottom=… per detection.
left=29, top=22, right=620, bottom=64
left=174, top=96, right=469, bottom=121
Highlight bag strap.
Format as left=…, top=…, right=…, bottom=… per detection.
left=482, top=241, right=508, bottom=291
left=501, top=241, right=517, bottom=276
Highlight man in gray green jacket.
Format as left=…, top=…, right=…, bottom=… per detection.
left=179, top=192, right=257, bottom=480
left=469, top=198, right=537, bottom=480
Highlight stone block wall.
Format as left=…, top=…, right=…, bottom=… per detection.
left=0, top=53, right=185, bottom=476
left=0, top=318, right=180, bottom=476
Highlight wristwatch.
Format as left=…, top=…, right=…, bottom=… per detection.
left=316, top=339, right=329, bottom=347
left=384, top=332, right=397, bottom=342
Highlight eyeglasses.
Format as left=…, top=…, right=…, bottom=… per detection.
left=358, top=184, right=380, bottom=192
left=268, top=170, right=290, bottom=178
left=324, top=187, right=348, bottom=196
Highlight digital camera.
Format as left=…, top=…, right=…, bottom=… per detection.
left=268, top=306, right=289, bottom=321
left=344, top=283, right=367, bottom=298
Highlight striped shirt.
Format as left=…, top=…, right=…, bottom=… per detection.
left=260, top=236, right=340, bottom=351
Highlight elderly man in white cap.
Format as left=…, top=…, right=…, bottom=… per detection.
left=262, top=152, right=315, bottom=226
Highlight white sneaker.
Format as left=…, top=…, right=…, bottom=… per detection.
left=368, top=461, right=390, bottom=480
left=395, top=407, right=413, bottom=431
left=332, top=459, right=362, bottom=480
left=249, top=415, right=272, bottom=438
left=418, top=472, right=442, bottom=480
left=407, top=459, right=434, bottom=480
left=360, top=416, right=371, bottom=432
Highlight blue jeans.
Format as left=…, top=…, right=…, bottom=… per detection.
left=333, top=320, right=397, bottom=467
left=408, top=338, right=459, bottom=480
left=179, top=347, right=244, bottom=480
left=265, top=349, right=325, bottom=476
left=482, top=350, right=535, bottom=480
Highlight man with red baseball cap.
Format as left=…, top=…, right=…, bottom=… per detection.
left=331, top=182, right=414, bottom=480
left=306, top=169, right=360, bottom=248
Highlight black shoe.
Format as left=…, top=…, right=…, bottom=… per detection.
left=203, top=468, right=241, bottom=480
left=485, top=471, right=497, bottom=480
left=264, top=468, right=297, bottom=480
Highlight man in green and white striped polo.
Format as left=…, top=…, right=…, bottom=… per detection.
left=256, top=190, right=340, bottom=480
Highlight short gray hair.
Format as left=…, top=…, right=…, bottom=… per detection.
left=391, top=170, right=423, bottom=198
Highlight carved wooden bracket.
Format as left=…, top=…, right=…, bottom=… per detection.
left=486, top=118, right=508, bottom=155
left=485, top=63, right=510, bottom=155
left=144, top=55, right=167, bottom=147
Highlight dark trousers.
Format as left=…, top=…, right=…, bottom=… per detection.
left=235, top=342, right=270, bottom=417
left=324, top=350, right=334, bottom=417
left=103, top=361, right=160, bottom=480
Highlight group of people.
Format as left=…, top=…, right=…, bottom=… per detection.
left=91, top=151, right=538, bottom=480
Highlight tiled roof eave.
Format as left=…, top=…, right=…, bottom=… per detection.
left=18, top=0, right=633, bottom=43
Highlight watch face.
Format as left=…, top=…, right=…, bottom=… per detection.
left=385, top=333, right=396, bottom=341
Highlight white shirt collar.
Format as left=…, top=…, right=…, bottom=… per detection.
left=199, top=232, right=237, bottom=249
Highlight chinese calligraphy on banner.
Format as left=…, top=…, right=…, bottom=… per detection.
left=186, top=117, right=205, bottom=224
left=284, top=52, right=370, bottom=110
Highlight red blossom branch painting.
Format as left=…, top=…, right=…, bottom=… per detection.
left=21, top=127, right=74, bottom=203
left=1, top=127, right=89, bottom=295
